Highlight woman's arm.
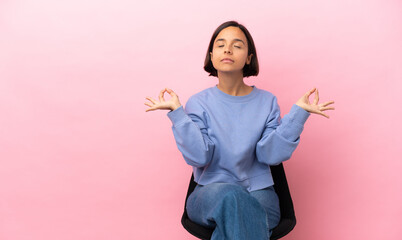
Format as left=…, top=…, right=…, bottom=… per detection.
left=145, top=88, right=215, bottom=167
left=256, top=97, right=310, bottom=166
left=167, top=98, right=215, bottom=167
left=256, top=88, right=335, bottom=166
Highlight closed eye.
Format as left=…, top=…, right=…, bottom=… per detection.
left=218, top=45, right=241, bottom=48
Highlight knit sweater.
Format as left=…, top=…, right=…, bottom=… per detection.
left=167, top=84, right=310, bottom=192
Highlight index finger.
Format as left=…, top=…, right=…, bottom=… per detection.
left=159, top=88, right=166, bottom=102
left=305, top=87, right=316, bottom=97
left=313, top=88, right=319, bottom=105
left=166, top=88, right=176, bottom=96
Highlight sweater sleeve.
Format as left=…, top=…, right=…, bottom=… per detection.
left=167, top=97, right=215, bottom=167
left=256, top=96, right=310, bottom=166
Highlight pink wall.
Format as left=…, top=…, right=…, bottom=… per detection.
left=1, top=0, right=401, bottom=239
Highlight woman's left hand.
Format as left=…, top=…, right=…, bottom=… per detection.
left=295, top=87, right=335, bottom=118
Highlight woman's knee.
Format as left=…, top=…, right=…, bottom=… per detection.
left=188, top=183, right=248, bottom=207
left=210, top=184, right=260, bottom=208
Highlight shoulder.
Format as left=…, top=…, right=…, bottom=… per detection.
left=255, top=86, right=276, bottom=99
left=187, top=86, right=215, bottom=105
left=189, top=86, right=214, bottom=100
left=185, top=86, right=214, bottom=112
left=253, top=86, right=279, bottom=106
left=253, top=87, right=281, bottom=116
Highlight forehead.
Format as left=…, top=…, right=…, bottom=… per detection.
left=215, top=26, right=247, bottom=44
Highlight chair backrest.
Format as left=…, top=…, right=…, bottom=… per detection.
left=181, top=163, right=296, bottom=240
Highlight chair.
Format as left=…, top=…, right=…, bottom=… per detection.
left=181, top=163, right=296, bottom=240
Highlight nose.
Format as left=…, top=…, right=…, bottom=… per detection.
left=224, top=46, right=232, bottom=54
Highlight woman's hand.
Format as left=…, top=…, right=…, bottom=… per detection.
left=144, top=88, right=182, bottom=112
left=295, top=87, right=335, bottom=118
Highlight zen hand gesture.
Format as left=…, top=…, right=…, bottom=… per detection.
left=144, top=88, right=182, bottom=112
left=295, top=88, right=335, bottom=118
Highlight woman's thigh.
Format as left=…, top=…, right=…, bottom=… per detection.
left=249, top=185, right=281, bottom=230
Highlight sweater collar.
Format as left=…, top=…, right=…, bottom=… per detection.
left=212, top=84, right=258, bottom=102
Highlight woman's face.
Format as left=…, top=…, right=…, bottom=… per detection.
left=210, top=26, right=253, bottom=75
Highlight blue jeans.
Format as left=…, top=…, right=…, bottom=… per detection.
left=186, top=182, right=281, bottom=240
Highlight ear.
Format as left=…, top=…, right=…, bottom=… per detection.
left=246, top=53, right=253, bottom=64
left=210, top=52, right=213, bottom=58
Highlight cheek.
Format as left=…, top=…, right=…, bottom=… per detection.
left=237, top=54, right=248, bottom=63
left=211, top=51, right=219, bottom=61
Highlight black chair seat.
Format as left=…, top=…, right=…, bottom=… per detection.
left=181, top=163, right=296, bottom=240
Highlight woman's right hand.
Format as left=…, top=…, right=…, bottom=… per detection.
left=144, top=88, right=182, bottom=112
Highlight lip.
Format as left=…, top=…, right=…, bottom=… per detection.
left=221, top=58, right=234, bottom=63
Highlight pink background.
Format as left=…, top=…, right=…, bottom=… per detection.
left=1, top=0, right=401, bottom=239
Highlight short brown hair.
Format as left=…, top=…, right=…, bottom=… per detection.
left=204, top=20, right=259, bottom=78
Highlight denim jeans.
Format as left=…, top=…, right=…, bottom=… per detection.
left=186, top=182, right=281, bottom=240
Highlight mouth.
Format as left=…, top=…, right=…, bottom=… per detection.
left=221, top=58, right=234, bottom=62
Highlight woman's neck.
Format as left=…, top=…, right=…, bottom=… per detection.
left=216, top=71, right=252, bottom=96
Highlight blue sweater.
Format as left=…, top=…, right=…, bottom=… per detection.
left=167, top=84, right=310, bottom=192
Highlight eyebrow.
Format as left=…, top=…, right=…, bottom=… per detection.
left=215, top=38, right=245, bottom=45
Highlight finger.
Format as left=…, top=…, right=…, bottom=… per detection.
left=305, top=87, right=316, bottom=97
left=145, top=97, right=157, bottom=104
left=144, top=102, right=156, bottom=112
left=159, top=89, right=166, bottom=102
left=166, top=88, right=176, bottom=96
left=145, top=107, right=155, bottom=112
left=305, top=88, right=315, bottom=95
left=144, top=102, right=153, bottom=107
left=321, top=106, right=335, bottom=111
left=313, top=89, right=319, bottom=105
left=322, top=101, right=335, bottom=107
left=319, top=111, right=330, bottom=118
left=144, top=103, right=155, bottom=112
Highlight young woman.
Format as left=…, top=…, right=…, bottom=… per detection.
left=144, top=21, right=335, bottom=239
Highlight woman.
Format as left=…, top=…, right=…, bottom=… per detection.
left=144, top=20, right=335, bottom=239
